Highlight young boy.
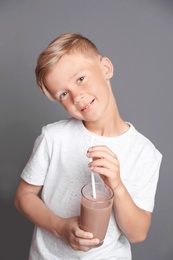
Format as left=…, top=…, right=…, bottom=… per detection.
left=14, top=33, right=162, bottom=259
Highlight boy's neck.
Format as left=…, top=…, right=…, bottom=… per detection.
left=83, top=110, right=129, bottom=137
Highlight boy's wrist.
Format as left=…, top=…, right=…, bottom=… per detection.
left=50, top=213, right=64, bottom=238
left=113, top=181, right=127, bottom=199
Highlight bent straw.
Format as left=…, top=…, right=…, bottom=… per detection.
left=90, top=134, right=96, bottom=199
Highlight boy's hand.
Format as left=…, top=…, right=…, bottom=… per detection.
left=55, top=216, right=100, bottom=251
left=87, top=145, right=122, bottom=191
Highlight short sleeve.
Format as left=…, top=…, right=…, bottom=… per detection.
left=21, top=128, right=50, bottom=185
left=131, top=146, right=162, bottom=212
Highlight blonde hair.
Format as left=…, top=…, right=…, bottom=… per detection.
left=35, top=33, right=101, bottom=100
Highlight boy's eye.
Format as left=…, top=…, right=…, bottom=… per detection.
left=59, top=92, right=67, bottom=99
left=78, top=76, right=85, bottom=83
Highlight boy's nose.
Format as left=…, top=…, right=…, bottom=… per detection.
left=73, top=93, right=84, bottom=104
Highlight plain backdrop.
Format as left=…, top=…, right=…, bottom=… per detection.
left=0, top=0, right=172, bottom=259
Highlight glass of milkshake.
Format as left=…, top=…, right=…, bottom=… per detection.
left=80, top=182, right=114, bottom=247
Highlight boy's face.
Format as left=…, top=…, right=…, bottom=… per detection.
left=45, top=52, right=113, bottom=123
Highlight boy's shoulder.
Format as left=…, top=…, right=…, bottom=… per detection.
left=41, top=117, right=78, bottom=136
left=130, top=124, right=162, bottom=159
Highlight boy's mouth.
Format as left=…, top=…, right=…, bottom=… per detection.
left=81, top=99, right=95, bottom=111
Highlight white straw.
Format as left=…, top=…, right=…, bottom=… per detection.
left=91, top=171, right=96, bottom=199
left=90, top=134, right=96, bottom=199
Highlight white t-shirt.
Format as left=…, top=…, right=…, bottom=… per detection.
left=21, top=118, right=162, bottom=260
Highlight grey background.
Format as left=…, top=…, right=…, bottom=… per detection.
left=0, top=0, right=172, bottom=259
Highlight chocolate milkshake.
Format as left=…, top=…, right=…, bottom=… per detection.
left=80, top=182, right=114, bottom=247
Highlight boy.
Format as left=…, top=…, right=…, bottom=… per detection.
left=14, top=33, right=162, bottom=259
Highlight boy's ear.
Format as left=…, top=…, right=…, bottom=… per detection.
left=100, top=57, right=114, bottom=79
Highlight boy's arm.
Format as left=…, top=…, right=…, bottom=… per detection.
left=113, top=184, right=151, bottom=243
left=14, top=179, right=61, bottom=235
left=14, top=179, right=100, bottom=250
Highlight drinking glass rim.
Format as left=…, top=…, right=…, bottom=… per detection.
left=81, top=182, right=114, bottom=203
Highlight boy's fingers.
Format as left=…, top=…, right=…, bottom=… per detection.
left=74, top=229, right=100, bottom=250
left=87, top=146, right=117, bottom=160
left=75, top=229, right=93, bottom=239
left=79, top=238, right=100, bottom=247
left=88, top=145, right=115, bottom=156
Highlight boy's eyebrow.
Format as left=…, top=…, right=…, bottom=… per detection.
left=71, top=70, right=85, bottom=79
left=71, top=73, right=78, bottom=79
